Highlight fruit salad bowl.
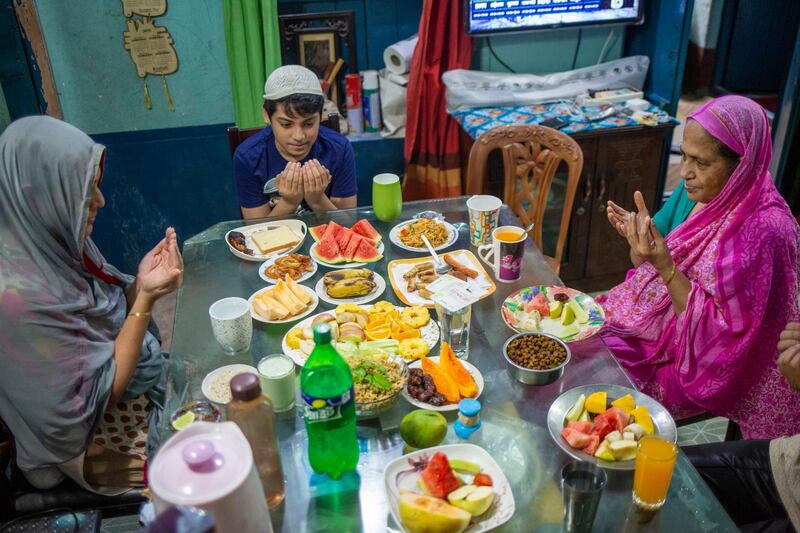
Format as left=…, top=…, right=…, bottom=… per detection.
left=547, top=384, right=677, bottom=471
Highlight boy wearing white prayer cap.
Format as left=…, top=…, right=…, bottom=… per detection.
left=233, top=65, right=357, bottom=218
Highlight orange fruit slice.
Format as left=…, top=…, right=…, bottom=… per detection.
left=365, top=326, right=391, bottom=341
left=396, top=329, right=421, bottom=341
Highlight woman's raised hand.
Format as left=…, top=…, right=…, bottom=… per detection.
left=137, top=227, right=183, bottom=300
left=623, top=209, right=672, bottom=272
left=608, top=191, right=651, bottom=238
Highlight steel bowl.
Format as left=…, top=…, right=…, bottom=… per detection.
left=502, top=332, right=571, bottom=385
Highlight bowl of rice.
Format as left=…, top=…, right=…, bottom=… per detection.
left=201, top=364, right=258, bottom=405
left=347, top=354, right=408, bottom=419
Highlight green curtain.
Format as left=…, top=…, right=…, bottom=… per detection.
left=222, top=0, right=282, bottom=128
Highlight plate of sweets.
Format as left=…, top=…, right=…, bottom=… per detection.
left=402, top=342, right=484, bottom=412
left=281, top=301, right=439, bottom=366
left=258, top=253, right=316, bottom=283
left=308, top=219, right=384, bottom=268
left=547, top=384, right=676, bottom=471
left=501, top=285, right=605, bottom=342
left=384, top=443, right=515, bottom=533
left=248, top=275, right=318, bottom=324
left=389, top=218, right=458, bottom=253
left=225, top=219, right=307, bottom=262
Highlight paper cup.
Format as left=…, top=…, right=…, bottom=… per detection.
left=467, top=195, right=502, bottom=246
left=209, top=297, right=252, bottom=354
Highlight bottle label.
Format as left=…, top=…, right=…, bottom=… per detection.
left=302, top=387, right=354, bottom=423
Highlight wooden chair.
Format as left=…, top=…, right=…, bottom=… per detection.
left=226, top=114, right=341, bottom=157
left=466, top=124, right=583, bottom=274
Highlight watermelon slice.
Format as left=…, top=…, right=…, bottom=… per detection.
left=352, top=239, right=382, bottom=263
left=525, top=292, right=550, bottom=316
left=583, top=434, right=601, bottom=456
left=309, top=224, right=328, bottom=242
left=590, top=414, right=614, bottom=441
left=567, top=420, right=594, bottom=434
left=312, top=237, right=343, bottom=264
left=342, top=234, right=365, bottom=261
left=351, top=219, right=381, bottom=244
left=603, top=407, right=630, bottom=432
left=561, top=427, right=591, bottom=450
left=321, top=221, right=345, bottom=242
left=336, top=228, right=356, bottom=253
left=419, top=452, right=460, bottom=500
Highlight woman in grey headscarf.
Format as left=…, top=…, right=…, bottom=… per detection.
left=0, top=116, right=182, bottom=493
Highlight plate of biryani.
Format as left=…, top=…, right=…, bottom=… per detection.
left=389, top=218, right=458, bottom=252
left=347, top=353, right=408, bottom=418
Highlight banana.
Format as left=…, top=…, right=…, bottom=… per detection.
left=325, top=278, right=376, bottom=298
left=323, top=268, right=373, bottom=285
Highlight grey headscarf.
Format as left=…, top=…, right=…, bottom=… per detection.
left=0, top=116, right=163, bottom=473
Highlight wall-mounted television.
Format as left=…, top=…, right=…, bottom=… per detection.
left=466, top=0, right=644, bottom=36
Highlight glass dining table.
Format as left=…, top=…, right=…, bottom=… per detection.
left=160, top=197, right=736, bottom=532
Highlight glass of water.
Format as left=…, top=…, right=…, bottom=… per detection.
left=433, top=300, right=472, bottom=360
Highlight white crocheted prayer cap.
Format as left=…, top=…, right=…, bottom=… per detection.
left=263, top=65, right=323, bottom=100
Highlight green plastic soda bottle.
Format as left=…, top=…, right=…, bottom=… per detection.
left=300, top=323, right=359, bottom=479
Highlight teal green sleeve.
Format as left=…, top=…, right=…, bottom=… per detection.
left=652, top=182, right=696, bottom=236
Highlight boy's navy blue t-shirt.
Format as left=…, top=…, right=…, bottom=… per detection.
left=233, top=126, right=357, bottom=209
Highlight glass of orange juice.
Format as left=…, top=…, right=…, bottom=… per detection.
left=633, top=436, right=678, bottom=511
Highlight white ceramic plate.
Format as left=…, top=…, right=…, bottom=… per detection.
left=389, top=219, right=458, bottom=253
left=400, top=356, right=484, bottom=412
left=314, top=273, right=386, bottom=306
left=258, top=253, right=317, bottom=284
left=384, top=443, right=515, bottom=533
left=281, top=304, right=441, bottom=366
left=248, top=285, right=319, bottom=324
left=225, top=220, right=307, bottom=262
left=309, top=241, right=385, bottom=269
left=547, top=384, right=677, bottom=471
left=201, top=364, right=258, bottom=405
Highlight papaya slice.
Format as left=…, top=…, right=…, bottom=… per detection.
left=421, top=356, right=460, bottom=403
left=439, top=342, right=478, bottom=398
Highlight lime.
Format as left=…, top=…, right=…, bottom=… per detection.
left=171, top=410, right=196, bottom=431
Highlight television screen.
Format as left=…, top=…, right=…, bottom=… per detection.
left=467, top=0, right=644, bottom=35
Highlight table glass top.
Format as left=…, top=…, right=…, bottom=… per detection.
left=162, top=196, right=735, bottom=532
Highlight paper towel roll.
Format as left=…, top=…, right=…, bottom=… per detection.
left=383, top=35, right=418, bottom=75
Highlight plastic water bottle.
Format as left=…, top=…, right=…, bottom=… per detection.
left=227, top=373, right=285, bottom=510
left=362, top=70, right=381, bottom=133
left=300, top=323, right=359, bottom=479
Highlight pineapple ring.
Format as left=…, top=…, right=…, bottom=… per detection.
left=286, top=327, right=303, bottom=350
left=370, top=301, right=396, bottom=314
left=336, top=303, right=366, bottom=315
left=398, top=338, right=430, bottom=360
left=400, top=306, right=430, bottom=328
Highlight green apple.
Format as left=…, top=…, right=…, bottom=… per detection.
left=567, top=300, right=589, bottom=324
left=446, top=484, right=495, bottom=517
left=549, top=300, right=563, bottom=319
left=609, top=440, right=638, bottom=461
left=560, top=303, right=575, bottom=325
left=399, top=492, right=471, bottom=533
left=594, top=440, right=615, bottom=461
left=400, top=410, right=447, bottom=449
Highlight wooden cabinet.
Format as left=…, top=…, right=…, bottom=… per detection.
left=461, top=123, right=674, bottom=293
left=560, top=125, right=673, bottom=292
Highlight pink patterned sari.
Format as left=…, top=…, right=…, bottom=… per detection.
left=599, top=96, right=800, bottom=439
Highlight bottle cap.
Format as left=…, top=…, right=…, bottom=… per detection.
left=313, top=322, right=332, bottom=344
left=458, top=398, right=481, bottom=417
left=230, top=372, right=261, bottom=402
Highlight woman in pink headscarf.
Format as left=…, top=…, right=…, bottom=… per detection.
left=599, top=95, right=800, bottom=439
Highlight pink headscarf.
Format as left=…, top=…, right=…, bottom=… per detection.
left=600, top=96, right=800, bottom=438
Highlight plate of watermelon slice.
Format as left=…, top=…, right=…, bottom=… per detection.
left=309, top=219, right=385, bottom=268
left=547, top=384, right=676, bottom=471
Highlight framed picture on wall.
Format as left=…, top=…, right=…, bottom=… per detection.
left=278, top=11, right=357, bottom=110
left=298, top=30, right=339, bottom=105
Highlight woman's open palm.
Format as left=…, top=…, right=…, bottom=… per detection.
left=138, top=227, right=183, bottom=299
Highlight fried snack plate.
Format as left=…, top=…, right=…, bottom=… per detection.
left=281, top=304, right=440, bottom=366
left=248, top=285, right=319, bottom=324
left=400, top=356, right=484, bottom=412
left=225, top=219, right=307, bottom=262
left=314, top=273, right=386, bottom=306
left=387, top=249, right=496, bottom=307
left=259, top=253, right=317, bottom=284
left=389, top=219, right=458, bottom=253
